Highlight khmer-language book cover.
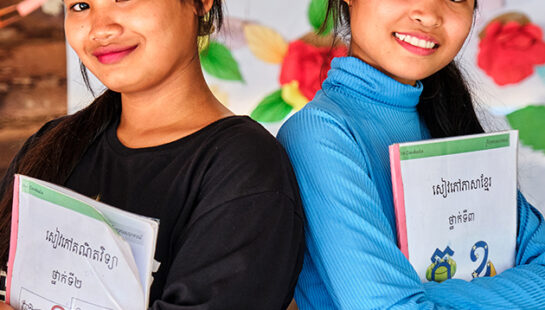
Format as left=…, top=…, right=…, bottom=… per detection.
left=389, top=131, right=518, bottom=283
left=6, top=175, right=159, bottom=309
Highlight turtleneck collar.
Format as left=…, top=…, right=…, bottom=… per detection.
left=322, top=56, right=423, bottom=110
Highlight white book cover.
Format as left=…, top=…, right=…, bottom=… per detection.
left=6, top=175, right=159, bottom=310
left=389, top=131, right=518, bottom=283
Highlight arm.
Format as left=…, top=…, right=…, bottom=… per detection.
left=423, top=192, right=545, bottom=309
left=278, top=108, right=545, bottom=309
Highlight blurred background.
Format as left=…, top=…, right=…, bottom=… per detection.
left=0, top=0, right=65, bottom=177
left=1, top=0, right=544, bottom=213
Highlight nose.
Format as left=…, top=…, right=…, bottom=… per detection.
left=409, top=0, right=443, bottom=28
left=89, top=11, right=122, bottom=44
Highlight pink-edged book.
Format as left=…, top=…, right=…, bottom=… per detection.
left=389, top=144, right=409, bottom=259
left=6, top=174, right=159, bottom=309
left=388, top=131, right=518, bottom=283
left=5, top=175, right=21, bottom=305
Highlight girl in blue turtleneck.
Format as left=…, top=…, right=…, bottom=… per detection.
left=278, top=0, right=545, bottom=309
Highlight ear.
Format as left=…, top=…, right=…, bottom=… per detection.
left=192, top=0, right=214, bottom=16
left=202, top=0, right=214, bottom=14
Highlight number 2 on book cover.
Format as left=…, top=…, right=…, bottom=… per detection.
left=425, top=241, right=497, bottom=283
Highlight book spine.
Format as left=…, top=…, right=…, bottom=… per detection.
left=389, top=145, right=409, bottom=259
left=6, top=175, right=21, bottom=304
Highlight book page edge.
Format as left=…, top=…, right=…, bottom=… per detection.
left=6, top=174, right=21, bottom=304
left=389, top=144, right=409, bottom=259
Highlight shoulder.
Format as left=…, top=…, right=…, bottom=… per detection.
left=196, top=116, right=300, bottom=204
left=278, top=90, right=370, bottom=143
left=29, top=116, right=69, bottom=141
left=278, top=97, right=358, bottom=159
left=204, top=116, right=289, bottom=166
left=277, top=96, right=375, bottom=185
left=0, top=115, right=70, bottom=205
left=3, top=115, right=69, bottom=170
left=15, top=115, right=72, bottom=164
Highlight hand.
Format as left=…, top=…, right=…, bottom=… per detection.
left=0, top=303, right=15, bottom=310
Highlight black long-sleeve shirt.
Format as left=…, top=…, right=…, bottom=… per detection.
left=2, top=115, right=304, bottom=309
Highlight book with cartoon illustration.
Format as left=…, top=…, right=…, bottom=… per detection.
left=6, top=175, right=159, bottom=309
left=389, top=131, right=518, bottom=283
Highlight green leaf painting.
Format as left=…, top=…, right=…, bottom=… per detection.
left=200, top=41, right=244, bottom=82
left=251, top=90, right=293, bottom=123
left=308, top=0, right=333, bottom=35
left=507, top=105, right=545, bottom=153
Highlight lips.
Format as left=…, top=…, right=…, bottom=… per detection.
left=92, top=45, right=138, bottom=64
left=393, top=32, right=440, bottom=56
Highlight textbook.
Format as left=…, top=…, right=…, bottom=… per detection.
left=389, top=131, right=518, bottom=283
left=6, top=175, right=159, bottom=310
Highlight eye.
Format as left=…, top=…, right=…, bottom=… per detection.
left=70, top=2, right=90, bottom=12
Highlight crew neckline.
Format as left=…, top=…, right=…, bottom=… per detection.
left=106, top=115, right=249, bottom=155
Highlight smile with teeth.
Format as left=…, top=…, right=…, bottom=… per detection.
left=394, top=33, right=438, bottom=49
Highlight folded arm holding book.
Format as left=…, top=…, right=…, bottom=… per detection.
left=1, top=118, right=305, bottom=309
left=279, top=109, right=545, bottom=309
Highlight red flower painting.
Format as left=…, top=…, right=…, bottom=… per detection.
left=280, top=40, right=347, bottom=100
left=478, top=21, right=545, bottom=86
left=246, top=0, right=349, bottom=123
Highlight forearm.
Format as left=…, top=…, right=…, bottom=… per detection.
left=424, top=192, right=545, bottom=309
left=292, top=158, right=545, bottom=309
left=423, top=263, right=545, bottom=309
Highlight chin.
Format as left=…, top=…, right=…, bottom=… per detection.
left=96, top=73, right=139, bottom=93
left=385, top=60, right=445, bottom=82
left=104, top=82, right=139, bottom=94
left=391, top=69, right=437, bottom=84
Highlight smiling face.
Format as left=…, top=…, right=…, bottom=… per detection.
left=64, top=0, right=200, bottom=94
left=347, top=0, right=475, bottom=85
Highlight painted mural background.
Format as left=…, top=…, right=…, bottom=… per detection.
left=460, top=0, right=545, bottom=210
left=1, top=0, right=544, bottom=212
left=66, top=0, right=545, bottom=214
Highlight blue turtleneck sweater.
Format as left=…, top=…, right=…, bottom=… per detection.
left=278, top=57, right=545, bottom=309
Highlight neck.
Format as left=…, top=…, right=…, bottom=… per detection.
left=324, top=57, right=423, bottom=110
left=349, top=44, right=417, bottom=86
left=117, top=51, right=232, bottom=148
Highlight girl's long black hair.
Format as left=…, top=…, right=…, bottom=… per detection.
left=324, top=0, right=485, bottom=138
left=0, top=0, right=223, bottom=266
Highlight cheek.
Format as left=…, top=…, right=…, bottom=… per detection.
left=450, top=17, right=473, bottom=50
left=137, top=0, right=196, bottom=36
left=65, top=22, right=87, bottom=55
left=151, top=20, right=198, bottom=56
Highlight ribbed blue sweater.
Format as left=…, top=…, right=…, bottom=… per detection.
left=277, top=57, right=545, bottom=309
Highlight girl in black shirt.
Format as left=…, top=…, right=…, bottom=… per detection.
left=0, top=1, right=304, bottom=309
